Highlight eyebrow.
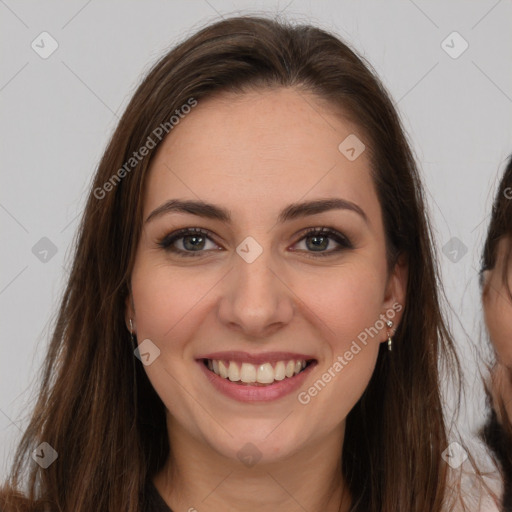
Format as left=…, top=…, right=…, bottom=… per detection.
left=145, top=198, right=368, bottom=225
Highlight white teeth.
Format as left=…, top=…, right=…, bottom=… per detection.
left=274, top=361, right=286, bottom=381
left=218, top=360, right=228, bottom=378
left=285, top=360, right=295, bottom=378
left=257, top=363, right=275, bottom=384
left=240, top=362, right=256, bottom=383
left=206, top=358, right=310, bottom=385
left=228, top=361, right=240, bottom=381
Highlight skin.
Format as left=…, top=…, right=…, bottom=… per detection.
left=126, top=87, right=407, bottom=512
left=482, top=236, right=512, bottom=423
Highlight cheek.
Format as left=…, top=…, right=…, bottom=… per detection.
left=297, top=263, right=387, bottom=345
left=130, top=260, right=220, bottom=348
left=129, top=261, right=222, bottom=417
left=293, top=264, right=386, bottom=411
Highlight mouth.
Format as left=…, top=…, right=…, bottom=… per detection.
left=199, top=357, right=317, bottom=386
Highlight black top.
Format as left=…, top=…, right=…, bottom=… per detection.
left=142, top=479, right=173, bottom=512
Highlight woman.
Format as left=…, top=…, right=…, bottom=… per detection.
left=481, top=155, right=512, bottom=510
left=0, top=15, right=492, bottom=512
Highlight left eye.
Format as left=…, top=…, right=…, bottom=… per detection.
left=292, top=227, right=353, bottom=256
left=157, top=227, right=353, bottom=258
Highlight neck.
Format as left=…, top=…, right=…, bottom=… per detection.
left=153, top=415, right=351, bottom=512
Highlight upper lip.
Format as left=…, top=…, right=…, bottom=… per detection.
left=196, top=351, right=317, bottom=365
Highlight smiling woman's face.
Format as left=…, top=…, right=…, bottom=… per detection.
left=127, top=87, right=406, bottom=464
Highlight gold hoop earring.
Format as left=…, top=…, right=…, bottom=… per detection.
left=386, top=320, right=393, bottom=352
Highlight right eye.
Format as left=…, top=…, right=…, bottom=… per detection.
left=157, top=228, right=222, bottom=257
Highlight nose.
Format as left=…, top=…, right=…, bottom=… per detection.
left=216, top=246, right=295, bottom=338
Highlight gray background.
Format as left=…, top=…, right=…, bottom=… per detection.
left=1, top=0, right=512, bottom=480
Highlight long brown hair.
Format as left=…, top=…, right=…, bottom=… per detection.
left=0, top=14, right=477, bottom=511
left=480, top=154, right=512, bottom=509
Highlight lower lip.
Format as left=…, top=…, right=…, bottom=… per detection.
left=196, top=360, right=317, bottom=402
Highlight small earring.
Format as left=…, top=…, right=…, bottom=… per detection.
left=129, top=318, right=137, bottom=349
left=386, top=320, right=393, bottom=352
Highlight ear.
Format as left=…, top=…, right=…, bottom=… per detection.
left=380, top=253, right=408, bottom=342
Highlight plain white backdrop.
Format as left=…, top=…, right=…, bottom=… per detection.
left=1, top=0, right=512, bottom=481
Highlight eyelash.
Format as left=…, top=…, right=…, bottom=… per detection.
left=156, top=227, right=353, bottom=258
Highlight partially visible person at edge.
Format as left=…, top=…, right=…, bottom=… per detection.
left=0, top=14, right=499, bottom=512
left=480, top=154, right=512, bottom=511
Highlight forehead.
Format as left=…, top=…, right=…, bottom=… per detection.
left=144, top=87, right=381, bottom=227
